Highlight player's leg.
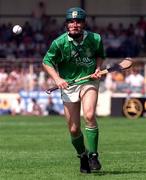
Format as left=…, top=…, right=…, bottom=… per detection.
left=64, top=101, right=90, bottom=173
left=64, top=101, right=84, bottom=154
left=80, top=84, right=101, bottom=172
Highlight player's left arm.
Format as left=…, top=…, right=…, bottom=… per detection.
left=91, top=37, right=106, bottom=79
left=91, top=58, right=104, bottom=79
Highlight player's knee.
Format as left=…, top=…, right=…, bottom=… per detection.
left=84, top=110, right=95, bottom=121
left=70, top=126, right=80, bottom=136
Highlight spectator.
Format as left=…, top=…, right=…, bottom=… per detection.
left=31, top=1, right=47, bottom=31
left=105, top=30, right=124, bottom=57
left=38, top=70, right=46, bottom=89
left=0, top=67, right=8, bottom=92
left=11, top=97, right=26, bottom=115
left=0, top=99, right=11, bottom=115
left=125, top=69, right=144, bottom=93
left=104, top=71, right=125, bottom=92
left=46, top=96, right=59, bottom=115
left=136, top=16, right=146, bottom=31
left=104, top=73, right=116, bottom=92
left=27, top=98, right=43, bottom=116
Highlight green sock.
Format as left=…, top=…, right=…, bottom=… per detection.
left=71, top=132, right=85, bottom=155
left=85, top=127, right=99, bottom=154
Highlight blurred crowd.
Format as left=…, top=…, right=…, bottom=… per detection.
left=0, top=65, right=56, bottom=92
left=1, top=10, right=146, bottom=58
left=0, top=7, right=146, bottom=94
left=103, top=68, right=145, bottom=94
left=0, top=62, right=145, bottom=94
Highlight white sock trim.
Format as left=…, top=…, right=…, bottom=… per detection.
left=85, top=127, right=98, bottom=131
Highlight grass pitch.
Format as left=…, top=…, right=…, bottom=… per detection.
left=0, top=115, right=146, bottom=180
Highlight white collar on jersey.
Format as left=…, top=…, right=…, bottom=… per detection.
left=67, top=31, right=88, bottom=46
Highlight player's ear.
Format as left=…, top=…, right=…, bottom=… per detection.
left=79, top=20, right=86, bottom=28
left=83, top=22, right=86, bottom=29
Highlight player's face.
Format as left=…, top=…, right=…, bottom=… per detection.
left=66, top=19, right=85, bottom=38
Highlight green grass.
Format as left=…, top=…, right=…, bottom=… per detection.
left=0, top=116, right=146, bottom=180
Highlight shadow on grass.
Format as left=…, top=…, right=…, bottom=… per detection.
left=93, top=170, right=146, bottom=176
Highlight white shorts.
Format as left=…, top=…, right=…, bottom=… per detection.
left=61, top=80, right=99, bottom=102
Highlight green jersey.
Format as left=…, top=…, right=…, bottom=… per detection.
left=43, top=31, right=106, bottom=84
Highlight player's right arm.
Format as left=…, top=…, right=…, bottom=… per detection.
left=43, top=40, right=68, bottom=89
left=42, top=63, right=68, bottom=89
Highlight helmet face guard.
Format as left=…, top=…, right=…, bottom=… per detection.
left=66, top=7, right=86, bottom=39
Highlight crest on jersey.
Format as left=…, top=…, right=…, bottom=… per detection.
left=72, top=11, right=78, bottom=18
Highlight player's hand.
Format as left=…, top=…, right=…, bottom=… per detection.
left=55, top=77, right=68, bottom=89
left=90, top=68, right=102, bottom=79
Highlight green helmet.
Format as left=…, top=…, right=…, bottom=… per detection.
left=66, top=7, right=86, bottom=21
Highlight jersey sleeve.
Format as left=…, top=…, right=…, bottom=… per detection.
left=93, top=33, right=106, bottom=59
left=43, top=40, right=61, bottom=68
left=97, top=38, right=106, bottom=59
